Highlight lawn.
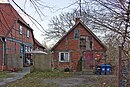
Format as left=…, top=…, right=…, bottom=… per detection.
left=0, top=71, right=14, bottom=78
left=1, top=70, right=117, bottom=87
left=1, top=70, right=74, bottom=87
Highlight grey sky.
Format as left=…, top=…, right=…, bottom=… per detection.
left=0, top=0, right=77, bottom=45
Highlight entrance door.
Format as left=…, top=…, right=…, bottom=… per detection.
left=84, top=52, right=95, bottom=70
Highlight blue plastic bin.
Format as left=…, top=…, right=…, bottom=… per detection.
left=100, top=64, right=106, bottom=75
left=105, top=64, right=111, bottom=75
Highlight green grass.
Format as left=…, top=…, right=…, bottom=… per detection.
left=25, top=70, right=73, bottom=78
left=0, top=71, right=14, bottom=78
left=1, top=70, right=73, bottom=87
left=1, top=70, right=117, bottom=87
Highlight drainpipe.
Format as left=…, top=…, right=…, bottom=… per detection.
left=1, top=38, right=5, bottom=71
left=51, top=51, right=54, bottom=71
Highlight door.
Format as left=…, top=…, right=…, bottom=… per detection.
left=84, top=52, right=95, bottom=70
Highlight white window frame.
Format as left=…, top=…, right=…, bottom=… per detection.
left=25, top=46, right=28, bottom=52
left=59, top=52, right=70, bottom=62
left=27, top=30, right=30, bottom=37
left=19, top=26, right=23, bottom=35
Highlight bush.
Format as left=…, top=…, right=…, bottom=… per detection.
left=64, top=68, right=71, bottom=72
left=77, top=57, right=82, bottom=71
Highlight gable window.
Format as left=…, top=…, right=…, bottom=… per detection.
left=74, top=29, right=79, bottom=39
left=88, top=36, right=93, bottom=50
left=80, top=36, right=86, bottom=50
left=19, top=26, right=23, bottom=35
left=80, top=35, right=93, bottom=50
left=27, top=30, right=30, bottom=37
left=59, top=52, right=70, bottom=62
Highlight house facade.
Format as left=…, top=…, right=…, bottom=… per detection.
left=0, top=3, right=34, bottom=70
left=51, top=18, right=107, bottom=71
left=33, top=38, right=45, bottom=51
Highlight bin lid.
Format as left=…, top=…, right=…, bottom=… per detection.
left=106, top=64, right=111, bottom=67
left=100, top=64, right=106, bottom=67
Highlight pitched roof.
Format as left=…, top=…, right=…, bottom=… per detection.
left=0, top=3, right=33, bottom=36
left=0, top=3, right=37, bottom=46
left=34, top=38, right=45, bottom=49
left=51, top=19, right=107, bottom=51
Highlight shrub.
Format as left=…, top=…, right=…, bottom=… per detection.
left=64, top=68, right=71, bottom=72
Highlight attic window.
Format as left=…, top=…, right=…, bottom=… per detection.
left=74, top=29, right=79, bottom=39
left=80, top=35, right=93, bottom=50
left=27, top=30, right=30, bottom=37
left=88, top=36, right=93, bottom=50
left=19, top=26, right=23, bottom=35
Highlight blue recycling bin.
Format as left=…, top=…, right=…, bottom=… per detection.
left=105, top=64, right=111, bottom=75
left=100, top=64, right=106, bottom=75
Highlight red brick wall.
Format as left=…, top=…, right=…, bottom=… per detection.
left=0, top=4, right=34, bottom=53
left=0, top=4, right=34, bottom=70
left=0, top=4, right=34, bottom=45
left=53, top=23, right=105, bottom=71
left=0, top=43, right=2, bottom=66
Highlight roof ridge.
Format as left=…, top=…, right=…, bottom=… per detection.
left=51, top=19, right=107, bottom=51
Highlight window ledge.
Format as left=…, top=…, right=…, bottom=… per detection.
left=59, top=61, right=70, bottom=62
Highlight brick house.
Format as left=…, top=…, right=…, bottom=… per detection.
left=0, top=3, right=35, bottom=70
left=51, top=18, right=107, bottom=71
left=33, top=38, right=45, bottom=51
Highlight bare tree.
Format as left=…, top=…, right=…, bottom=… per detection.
left=87, top=0, right=130, bottom=45
left=44, top=12, right=74, bottom=42
left=45, top=0, right=130, bottom=48
left=8, top=0, right=52, bottom=34
left=44, top=9, right=98, bottom=42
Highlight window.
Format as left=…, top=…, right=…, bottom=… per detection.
left=19, top=26, right=23, bottom=34
left=27, top=30, right=30, bottom=37
left=20, top=45, right=24, bottom=53
left=88, top=36, right=93, bottom=50
left=28, top=47, right=31, bottom=52
left=59, top=52, right=70, bottom=62
left=74, top=29, right=79, bottom=39
left=80, top=36, right=86, bottom=50
left=80, top=35, right=93, bottom=50
left=25, top=46, right=31, bottom=52
left=25, top=46, right=28, bottom=52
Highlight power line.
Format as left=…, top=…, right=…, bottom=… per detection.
left=12, top=0, right=48, bottom=34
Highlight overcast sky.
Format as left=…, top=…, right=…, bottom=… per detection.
left=0, top=0, right=77, bottom=46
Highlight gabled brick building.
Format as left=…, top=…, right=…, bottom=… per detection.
left=51, top=18, right=107, bottom=71
left=34, top=38, right=45, bottom=51
left=0, top=3, right=35, bottom=70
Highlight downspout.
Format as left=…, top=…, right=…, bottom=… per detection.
left=51, top=51, right=54, bottom=71
left=1, top=38, right=5, bottom=71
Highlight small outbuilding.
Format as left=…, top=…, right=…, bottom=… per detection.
left=27, top=49, right=51, bottom=71
left=51, top=18, right=107, bottom=72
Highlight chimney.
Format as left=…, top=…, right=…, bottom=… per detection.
left=75, top=18, right=80, bottom=24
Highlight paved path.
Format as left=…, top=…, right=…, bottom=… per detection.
left=0, top=67, right=30, bottom=86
